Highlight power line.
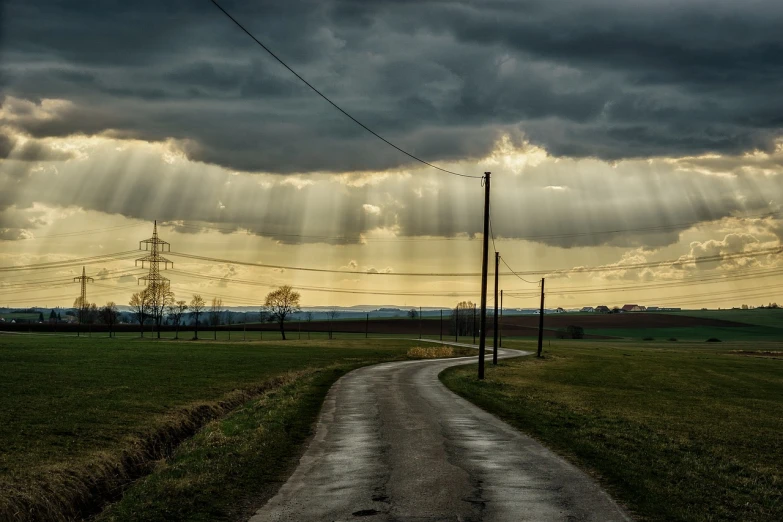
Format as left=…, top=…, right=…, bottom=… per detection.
left=499, top=256, right=540, bottom=284
left=169, top=268, right=482, bottom=297
left=0, top=223, right=147, bottom=241
left=167, top=245, right=782, bottom=278
left=0, top=251, right=140, bottom=272
left=0, top=268, right=144, bottom=290
left=208, top=0, right=480, bottom=180
left=489, top=213, right=498, bottom=254
left=531, top=267, right=783, bottom=296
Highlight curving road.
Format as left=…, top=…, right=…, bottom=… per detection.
left=250, top=343, right=631, bottom=521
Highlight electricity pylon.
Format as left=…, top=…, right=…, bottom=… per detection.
left=73, top=266, right=94, bottom=326
left=136, top=221, right=172, bottom=338
left=136, top=220, right=172, bottom=291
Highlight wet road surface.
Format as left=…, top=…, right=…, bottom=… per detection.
left=249, top=344, right=631, bottom=522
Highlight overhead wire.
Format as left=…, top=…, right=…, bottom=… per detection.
left=166, top=245, right=782, bottom=278
left=0, top=251, right=141, bottom=272
left=1, top=223, right=148, bottom=241
left=209, top=0, right=480, bottom=180
left=169, top=268, right=482, bottom=298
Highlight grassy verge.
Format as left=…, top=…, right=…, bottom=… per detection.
left=0, top=335, right=464, bottom=521
left=96, top=366, right=343, bottom=521
left=440, top=340, right=783, bottom=522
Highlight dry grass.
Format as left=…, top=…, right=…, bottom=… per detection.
left=407, top=346, right=455, bottom=358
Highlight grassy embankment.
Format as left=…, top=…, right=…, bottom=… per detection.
left=441, top=339, right=782, bottom=521
left=0, top=334, right=471, bottom=521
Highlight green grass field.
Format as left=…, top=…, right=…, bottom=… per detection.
left=0, top=334, right=463, bottom=521
left=584, top=324, right=783, bottom=341
left=0, top=312, right=39, bottom=322
left=441, top=339, right=783, bottom=522
left=664, top=309, right=783, bottom=329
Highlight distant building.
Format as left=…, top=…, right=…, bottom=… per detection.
left=580, top=306, right=595, bottom=312
left=555, top=307, right=566, bottom=313
left=595, top=305, right=610, bottom=313
left=621, top=304, right=646, bottom=312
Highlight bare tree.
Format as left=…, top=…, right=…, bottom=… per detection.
left=265, top=286, right=301, bottom=340
left=190, top=294, right=205, bottom=339
left=129, top=290, right=151, bottom=337
left=99, top=302, right=119, bottom=337
left=167, top=300, right=188, bottom=340
left=326, top=309, right=340, bottom=340
left=210, top=297, right=223, bottom=340
left=148, top=283, right=175, bottom=339
left=305, top=311, right=313, bottom=340
left=451, top=301, right=476, bottom=336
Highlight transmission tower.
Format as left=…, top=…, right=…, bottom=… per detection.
left=136, top=220, right=172, bottom=292
left=73, top=266, right=94, bottom=324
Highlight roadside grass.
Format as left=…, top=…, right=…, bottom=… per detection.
left=582, top=325, right=782, bottom=341
left=441, top=340, right=783, bottom=522
left=0, top=334, right=459, bottom=521
left=97, top=367, right=342, bottom=522
left=406, top=345, right=475, bottom=358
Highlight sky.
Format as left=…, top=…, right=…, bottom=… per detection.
left=1, top=0, right=782, bottom=310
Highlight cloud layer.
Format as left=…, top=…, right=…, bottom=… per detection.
left=2, top=0, right=782, bottom=174
left=1, top=129, right=781, bottom=250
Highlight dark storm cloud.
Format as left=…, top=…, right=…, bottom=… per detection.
left=1, top=0, right=782, bottom=172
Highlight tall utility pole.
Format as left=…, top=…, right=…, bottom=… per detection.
left=455, top=306, right=459, bottom=342
left=366, top=313, right=369, bottom=339
left=478, top=172, right=491, bottom=379
left=136, top=221, right=172, bottom=338
left=440, top=309, right=443, bottom=341
left=493, top=252, right=499, bottom=365
left=537, top=278, right=546, bottom=357
left=419, top=306, right=422, bottom=339
left=73, top=266, right=94, bottom=335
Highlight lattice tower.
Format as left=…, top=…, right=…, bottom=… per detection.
left=136, top=220, right=172, bottom=293
left=73, top=266, right=94, bottom=323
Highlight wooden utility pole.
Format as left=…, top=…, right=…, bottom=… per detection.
left=537, top=278, right=545, bottom=357
left=493, top=251, right=499, bottom=365
left=440, top=309, right=443, bottom=341
left=419, top=306, right=422, bottom=339
left=478, top=172, right=491, bottom=379
left=366, top=313, right=369, bottom=339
